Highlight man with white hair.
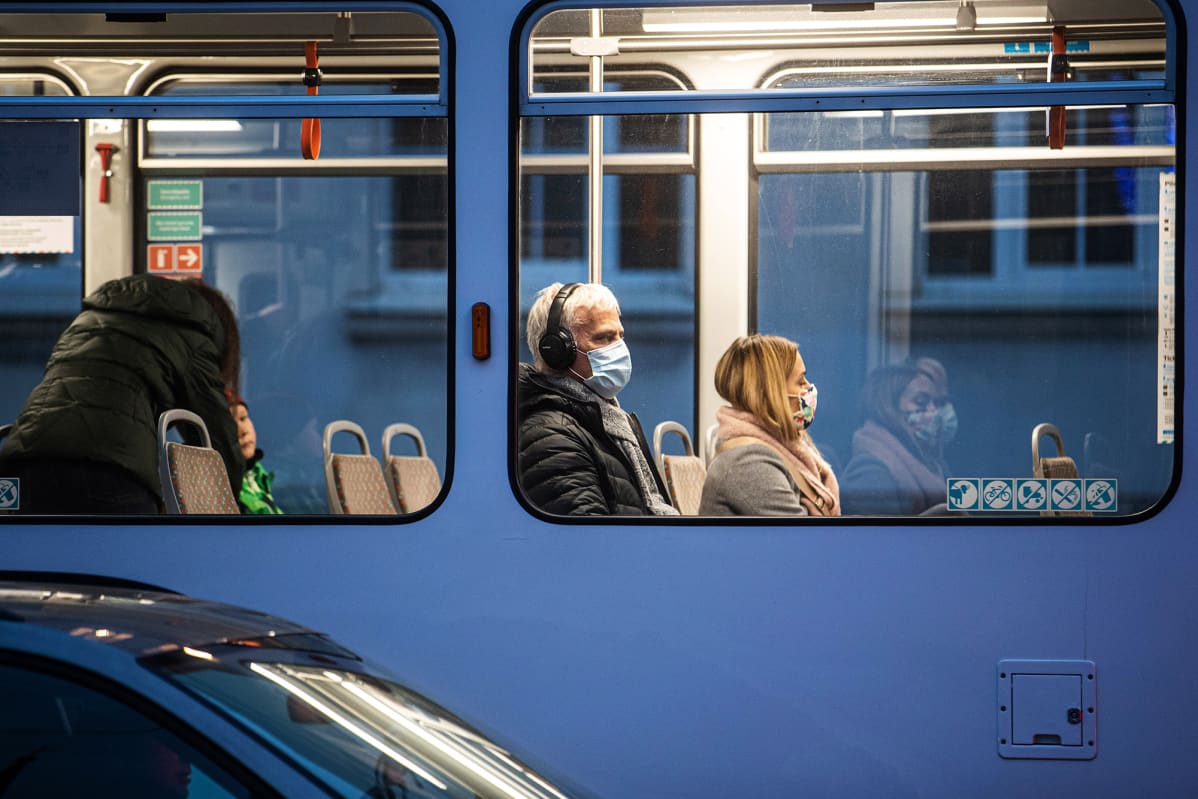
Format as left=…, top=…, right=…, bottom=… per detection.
left=518, top=282, right=678, bottom=516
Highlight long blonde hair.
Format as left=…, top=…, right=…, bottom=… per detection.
left=713, top=334, right=801, bottom=442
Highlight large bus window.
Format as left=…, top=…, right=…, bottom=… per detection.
left=0, top=9, right=448, bottom=518
left=517, top=0, right=1174, bottom=520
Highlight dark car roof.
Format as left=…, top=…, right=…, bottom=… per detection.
left=0, top=574, right=321, bottom=657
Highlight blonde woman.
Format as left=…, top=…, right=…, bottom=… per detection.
left=700, top=335, right=840, bottom=516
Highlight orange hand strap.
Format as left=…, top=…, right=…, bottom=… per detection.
left=301, top=40, right=322, bottom=160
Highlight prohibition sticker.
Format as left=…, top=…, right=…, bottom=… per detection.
left=0, top=478, right=18, bottom=510
left=981, top=479, right=1013, bottom=511
left=1085, top=479, right=1117, bottom=512
left=1015, top=479, right=1048, bottom=511
left=1050, top=479, right=1083, bottom=512
left=947, top=479, right=980, bottom=511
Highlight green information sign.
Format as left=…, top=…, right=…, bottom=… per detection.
left=147, top=212, right=203, bottom=241
left=147, top=180, right=203, bottom=210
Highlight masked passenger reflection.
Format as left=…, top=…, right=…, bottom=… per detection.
left=840, top=357, right=956, bottom=516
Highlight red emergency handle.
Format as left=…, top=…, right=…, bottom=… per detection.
left=95, top=143, right=116, bottom=203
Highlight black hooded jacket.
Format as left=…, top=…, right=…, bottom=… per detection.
left=517, top=363, right=665, bottom=516
left=0, top=275, right=243, bottom=503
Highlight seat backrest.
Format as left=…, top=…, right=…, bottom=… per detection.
left=1031, top=422, right=1091, bottom=517
left=652, top=421, right=707, bottom=516
left=382, top=423, right=441, bottom=514
left=157, top=410, right=240, bottom=515
left=323, top=420, right=397, bottom=515
left=704, top=422, right=718, bottom=467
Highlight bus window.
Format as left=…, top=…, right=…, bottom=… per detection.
left=517, top=0, right=1174, bottom=520
left=0, top=9, right=448, bottom=518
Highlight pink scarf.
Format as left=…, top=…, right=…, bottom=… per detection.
left=716, top=405, right=841, bottom=516
left=851, top=421, right=945, bottom=514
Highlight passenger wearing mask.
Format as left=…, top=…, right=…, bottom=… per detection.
left=0, top=274, right=242, bottom=514
left=518, top=282, right=678, bottom=516
left=700, top=334, right=840, bottom=517
left=840, top=358, right=956, bottom=516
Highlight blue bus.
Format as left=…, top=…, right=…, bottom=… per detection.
left=0, top=1, right=1192, bottom=795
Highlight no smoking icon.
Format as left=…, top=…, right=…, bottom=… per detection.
left=1051, top=479, right=1083, bottom=511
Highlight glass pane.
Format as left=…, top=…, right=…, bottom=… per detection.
left=521, top=73, right=689, bottom=156
left=517, top=113, right=697, bottom=516
left=529, top=2, right=1165, bottom=98
left=0, top=74, right=73, bottom=96
left=0, top=12, right=439, bottom=97
left=756, top=106, right=1175, bottom=517
left=0, top=663, right=255, bottom=798
left=147, top=80, right=445, bottom=159
left=146, top=172, right=448, bottom=515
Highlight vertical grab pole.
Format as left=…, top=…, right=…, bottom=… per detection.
left=587, top=8, right=604, bottom=284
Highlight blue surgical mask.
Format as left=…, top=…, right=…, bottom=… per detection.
left=574, top=338, right=632, bottom=399
left=787, top=383, right=818, bottom=430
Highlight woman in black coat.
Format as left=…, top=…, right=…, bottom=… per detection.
left=0, top=274, right=243, bottom=514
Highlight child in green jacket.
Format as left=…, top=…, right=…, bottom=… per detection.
left=226, top=389, right=284, bottom=515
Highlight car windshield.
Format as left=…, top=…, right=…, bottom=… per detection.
left=145, top=644, right=574, bottom=799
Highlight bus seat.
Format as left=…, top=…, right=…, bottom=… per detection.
left=381, top=423, right=441, bottom=514
left=704, top=423, right=718, bottom=467
left=323, top=420, right=397, bottom=515
left=157, top=410, right=240, bottom=515
left=652, top=421, right=706, bottom=516
left=1032, top=422, right=1091, bottom=517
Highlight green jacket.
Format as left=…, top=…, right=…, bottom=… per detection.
left=240, top=457, right=283, bottom=515
left=0, top=275, right=243, bottom=502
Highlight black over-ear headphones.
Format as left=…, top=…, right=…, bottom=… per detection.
left=537, top=282, right=582, bottom=370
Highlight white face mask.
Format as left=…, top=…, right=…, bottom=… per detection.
left=573, top=338, right=632, bottom=399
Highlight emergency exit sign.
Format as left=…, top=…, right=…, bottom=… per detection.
left=147, top=180, right=202, bottom=210
left=147, top=212, right=202, bottom=241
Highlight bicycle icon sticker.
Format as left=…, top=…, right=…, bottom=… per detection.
left=946, top=478, right=1117, bottom=513
left=982, top=479, right=1013, bottom=511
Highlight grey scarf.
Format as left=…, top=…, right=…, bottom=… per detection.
left=542, top=373, right=679, bottom=516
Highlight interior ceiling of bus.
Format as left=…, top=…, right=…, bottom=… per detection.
left=530, top=2, right=1164, bottom=47
left=0, top=12, right=438, bottom=56
left=0, top=2, right=1165, bottom=41
left=0, top=2, right=1164, bottom=63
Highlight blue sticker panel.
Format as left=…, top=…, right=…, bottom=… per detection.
left=947, top=478, right=1117, bottom=512
left=0, top=122, right=81, bottom=216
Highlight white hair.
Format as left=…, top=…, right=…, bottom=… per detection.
left=526, top=282, right=621, bottom=373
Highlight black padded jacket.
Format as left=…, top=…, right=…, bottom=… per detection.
left=0, top=275, right=243, bottom=503
left=517, top=363, right=665, bottom=516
